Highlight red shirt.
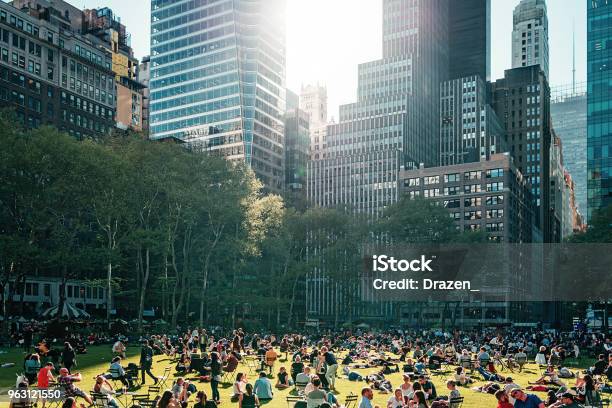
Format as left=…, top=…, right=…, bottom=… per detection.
left=497, top=402, right=513, bottom=408
left=38, top=366, right=52, bottom=388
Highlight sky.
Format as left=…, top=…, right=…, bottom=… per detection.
left=61, top=0, right=586, bottom=119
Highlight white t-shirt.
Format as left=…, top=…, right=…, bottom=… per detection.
left=387, top=396, right=403, bottom=408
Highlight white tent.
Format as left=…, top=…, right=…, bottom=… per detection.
left=41, top=303, right=90, bottom=319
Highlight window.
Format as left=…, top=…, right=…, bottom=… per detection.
left=486, top=195, right=504, bottom=206
left=423, top=176, right=440, bottom=185
left=443, top=199, right=460, bottom=209
left=464, top=171, right=481, bottom=180
left=487, top=209, right=504, bottom=219
left=444, top=173, right=460, bottom=183
left=444, top=186, right=459, bottom=196
left=464, top=184, right=481, bottom=194
left=464, top=197, right=482, bottom=207
left=486, top=168, right=504, bottom=178
left=486, top=223, right=504, bottom=232
left=450, top=212, right=461, bottom=221
left=464, top=211, right=482, bottom=220
left=486, top=182, right=504, bottom=192
left=404, top=177, right=420, bottom=187
left=44, top=284, right=51, bottom=297
left=424, top=188, right=440, bottom=198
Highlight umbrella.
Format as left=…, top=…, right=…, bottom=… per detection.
left=41, top=303, right=90, bottom=319
left=153, top=319, right=168, bottom=325
left=116, top=319, right=128, bottom=325
left=356, top=323, right=370, bottom=329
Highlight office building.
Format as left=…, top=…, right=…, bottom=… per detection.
left=400, top=153, right=534, bottom=243
left=82, top=7, right=144, bottom=132
left=550, top=83, right=587, bottom=218
left=149, top=0, right=287, bottom=191
left=398, top=153, right=538, bottom=326
left=284, top=89, right=309, bottom=193
left=511, top=0, right=549, bottom=79
left=449, top=0, right=491, bottom=81
left=300, top=83, right=328, bottom=159
left=492, top=65, right=555, bottom=242
left=138, top=55, right=150, bottom=133
left=0, top=0, right=116, bottom=138
left=587, top=0, right=612, bottom=219
left=440, top=75, right=504, bottom=166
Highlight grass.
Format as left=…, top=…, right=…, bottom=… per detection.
left=0, top=345, right=590, bottom=408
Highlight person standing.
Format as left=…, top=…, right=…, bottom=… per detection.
left=321, top=346, right=338, bottom=390
left=61, top=342, right=76, bottom=373
left=140, top=340, right=157, bottom=385
left=210, top=351, right=222, bottom=403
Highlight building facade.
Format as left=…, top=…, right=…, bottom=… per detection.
left=149, top=0, right=287, bottom=191
left=400, top=153, right=534, bottom=243
left=492, top=65, right=555, bottom=242
left=550, top=83, right=587, bottom=218
left=82, top=7, right=145, bottom=132
left=448, top=0, right=491, bottom=82
left=587, top=0, right=612, bottom=219
left=0, top=0, right=116, bottom=138
left=284, top=90, right=309, bottom=193
left=300, top=83, right=328, bottom=159
left=440, top=75, right=504, bottom=166
left=138, top=55, right=150, bottom=132
left=511, top=0, right=549, bottom=79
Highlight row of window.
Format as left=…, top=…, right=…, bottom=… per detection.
left=451, top=209, right=504, bottom=221
left=406, top=169, right=505, bottom=187
left=60, top=91, right=114, bottom=120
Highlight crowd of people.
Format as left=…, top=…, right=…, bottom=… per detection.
left=6, top=325, right=612, bottom=408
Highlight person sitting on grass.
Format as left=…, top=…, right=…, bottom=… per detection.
left=276, top=366, right=291, bottom=389
left=232, top=373, right=247, bottom=400
left=387, top=388, right=404, bottom=408
left=510, top=388, right=545, bottom=408
left=453, top=367, right=472, bottom=386
left=239, top=383, right=259, bottom=408
left=533, top=365, right=565, bottom=387
left=494, top=390, right=513, bottom=408
left=58, top=367, right=93, bottom=406
left=254, top=371, right=273, bottom=400
left=548, top=392, right=584, bottom=408
left=409, top=390, right=429, bottom=408
left=157, top=390, right=181, bottom=408
left=194, top=391, right=218, bottom=408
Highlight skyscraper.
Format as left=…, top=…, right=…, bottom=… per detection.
left=448, top=0, right=491, bottom=82
left=551, top=83, right=587, bottom=217
left=300, top=83, right=328, bottom=159
left=511, top=0, right=549, bottom=79
left=382, top=0, right=449, bottom=168
left=587, top=0, right=612, bottom=219
left=439, top=75, right=503, bottom=166
left=149, top=0, right=287, bottom=191
left=284, top=89, right=309, bottom=193
left=492, top=65, right=554, bottom=242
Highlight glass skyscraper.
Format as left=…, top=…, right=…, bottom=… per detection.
left=551, top=83, right=587, bottom=218
left=149, top=0, right=286, bottom=191
left=587, top=0, right=612, bottom=219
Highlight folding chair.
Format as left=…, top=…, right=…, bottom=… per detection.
left=157, top=367, right=171, bottom=389
left=147, top=385, right=161, bottom=399
left=11, top=403, right=34, bottom=408
left=295, top=378, right=309, bottom=394
left=131, top=394, right=153, bottom=408
left=245, top=355, right=259, bottom=374
left=92, top=392, right=111, bottom=408
left=286, top=395, right=304, bottom=408
left=345, top=394, right=358, bottom=408
left=450, top=396, right=464, bottom=408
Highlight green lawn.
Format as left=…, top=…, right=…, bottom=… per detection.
left=0, top=345, right=590, bottom=408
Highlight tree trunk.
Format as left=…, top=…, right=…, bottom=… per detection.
left=137, top=248, right=150, bottom=332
